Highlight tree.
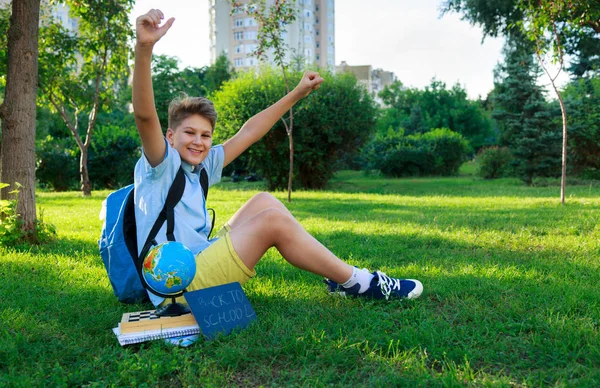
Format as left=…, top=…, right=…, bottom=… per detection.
left=378, top=79, right=495, bottom=150
left=231, top=0, right=298, bottom=201
left=37, top=0, right=134, bottom=196
left=0, top=0, right=40, bottom=234
left=212, top=69, right=376, bottom=190
left=442, top=0, right=600, bottom=202
left=492, top=36, right=561, bottom=184
left=205, top=52, right=235, bottom=94
left=562, top=77, right=600, bottom=178
left=152, top=53, right=234, bottom=130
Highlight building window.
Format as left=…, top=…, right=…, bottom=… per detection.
left=316, top=54, right=320, bottom=60
left=305, top=10, right=311, bottom=18
left=235, top=58, right=244, bottom=67
left=316, top=17, right=319, bottom=24
left=234, top=19, right=244, bottom=27
left=246, top=57, right=255, bottom=66
left=245, top=44, right=257, bottom=53
left=235, top=45, right=243, bottom=54
left=245, top=18, right=256, bottom=27
left=304, top=35, right=311, bottom=43
left=316, top=42, right=320, bottom=48
left=245, top=30, right=257, bottom=40
left=234, top=31, right=243, bottom=40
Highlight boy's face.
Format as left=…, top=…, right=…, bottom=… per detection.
left=166, top=114, right=213, bottom=166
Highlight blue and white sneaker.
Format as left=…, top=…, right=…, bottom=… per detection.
left=324, top=271, right=423, bottom=300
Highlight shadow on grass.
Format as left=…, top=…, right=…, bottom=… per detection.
left=284, top=195, right=600, bottom=236
left=4, top=226, right=600, bottom=385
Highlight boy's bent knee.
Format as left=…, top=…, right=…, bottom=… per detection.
left=252, top=192, right=279, bottom=205
left=257, top=208, right=294, bottom=232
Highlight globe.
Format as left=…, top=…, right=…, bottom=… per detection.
left=142, top=241, right=196, bottom=296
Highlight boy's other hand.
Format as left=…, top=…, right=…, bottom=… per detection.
left=136, top=9, right=175, bottom=47
left=294, top=71, right=324, bottom=98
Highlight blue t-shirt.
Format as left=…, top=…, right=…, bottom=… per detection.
left=134, top=140, right=225, bottom=305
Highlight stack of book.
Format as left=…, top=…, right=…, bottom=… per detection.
left=112, top=309, right=201, bottom=346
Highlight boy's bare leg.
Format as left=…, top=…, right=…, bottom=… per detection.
left=227, top=195, right=353, bottom=284
left=226, top=192, right=293, bottom=229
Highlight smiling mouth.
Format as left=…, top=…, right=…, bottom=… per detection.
left=188, top=148, right=203, bottom=155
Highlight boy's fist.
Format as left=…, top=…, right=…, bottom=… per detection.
left=294, top=71, right=324, bottom=98
left=136, top=9, right=175, bottom=47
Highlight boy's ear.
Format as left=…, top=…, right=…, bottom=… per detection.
left=166, top=128, right=174, bottom=145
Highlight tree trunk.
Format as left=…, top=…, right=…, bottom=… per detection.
left=287, top=130, right=294, bottom=203
left=80, top=145, right=91, bottom=196
left=0, top=0, right=40, bottom=232
left=553, top=84, right=567, bottom=205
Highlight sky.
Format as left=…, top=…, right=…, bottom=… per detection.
left=129, top=0, right=516, bottom=100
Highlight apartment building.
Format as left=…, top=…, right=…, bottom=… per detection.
left=209, top=0, right=335, bottom=71
left=336, top=61, right=396, bottom=105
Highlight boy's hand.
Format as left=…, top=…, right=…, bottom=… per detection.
left=293, top=71, right=324, bottom=99
left=136, top=9, right=175, bottom=47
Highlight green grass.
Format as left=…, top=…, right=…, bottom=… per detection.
left=2, top=171, right=600, bottom=386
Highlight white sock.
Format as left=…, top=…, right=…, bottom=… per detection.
left=341, top=267, right=374, bottom=293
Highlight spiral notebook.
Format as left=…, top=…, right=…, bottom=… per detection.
left=112, top=309, right=201, bottom=346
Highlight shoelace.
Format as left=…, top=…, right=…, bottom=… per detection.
left=376, top=271, right=402, bottom=300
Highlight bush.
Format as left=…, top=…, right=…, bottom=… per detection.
left=88, top=125, right=141, bottom=189
left=475, top=146, right=514, bottom=179
left=0, top=183, right=56, bottom=246
left=36, top=136, right=79, bottom=191
left=211, top=68, right=377, bottom=190
left=364, top=127, right=470, bottom=177
left=36, top=125, right=141, bottom=191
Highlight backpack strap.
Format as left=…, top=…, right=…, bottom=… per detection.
left=200, top=167, right=216, bottom=239
left=138, top=166, right=186, bottom=261
left=200, top=167, right=209, bottom=200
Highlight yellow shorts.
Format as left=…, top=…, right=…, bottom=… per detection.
left=165, top=227, right=256, bottom=305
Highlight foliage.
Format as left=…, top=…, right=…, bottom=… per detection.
left=36, top=136, right=79, bottom=191
left=205, top=52, right=235, bottom=94
left=0, top=3, right=9, bottom=89
left=231, top=0, right=299, bottom=200
left=475, top=146, right=514, bottom=179
left=491, top=36, right=561, bottom=185
left=212, top=69, right=377, bottom=190
left=36, top=125, right=141, bottom=191
left=442, top=0, right=600, bottom=67
left=151, top=55, right=207, bottom=130
left=377, top=79, right=495, bottom=150
left=88, top=125, right=141, bottom=189
left=0, top=182, right=55, bottom=246
left=36, top=0, right=134, bottom=195
left=562, top=77, right=600, bottom=177
left=152, top=53, right=234, bottom=130
left=364, top=127, right=470, bottom=177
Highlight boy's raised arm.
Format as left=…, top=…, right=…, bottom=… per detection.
left=222, top=71, right=324, bottom=167
left=132, top=9, right=174, bottom=167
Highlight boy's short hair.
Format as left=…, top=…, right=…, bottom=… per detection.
left=168, top=94, right=217, bottom=131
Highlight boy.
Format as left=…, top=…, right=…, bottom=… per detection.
left=133, top=9, right=423, bottom=307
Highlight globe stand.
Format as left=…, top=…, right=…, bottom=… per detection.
left=155, top=297, right=191, bottom=317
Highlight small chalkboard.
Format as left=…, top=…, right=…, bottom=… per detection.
left=184, top=282, right=257, bottom=340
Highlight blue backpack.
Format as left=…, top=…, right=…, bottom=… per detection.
left=99, top=167, right=210, bottom=304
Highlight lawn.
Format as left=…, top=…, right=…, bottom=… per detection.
left=2, top=171, right=599, bottom=386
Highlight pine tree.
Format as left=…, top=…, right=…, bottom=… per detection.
left=492, top=36, right=561, bottom=185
